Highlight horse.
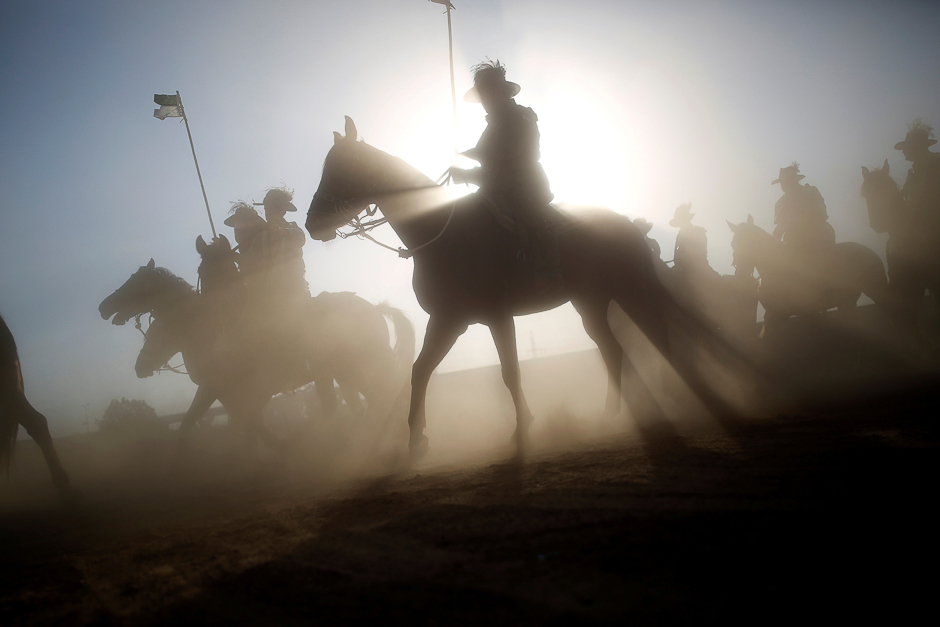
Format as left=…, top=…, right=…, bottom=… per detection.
left=727, top=214, right=888, bottom=341
left=1, top=313, right=72, bottom=500
left=306, top=117, right=750, bottom=459
left=861, top=161, right=940, bottom=343
left=99, top=260, right=414, bottom=448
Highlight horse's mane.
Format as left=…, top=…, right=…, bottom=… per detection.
left=152, top=267, right=196, bottom=293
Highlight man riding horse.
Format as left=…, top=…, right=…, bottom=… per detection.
left=771, top=163, right=835, bottom=253
left=448, top=60, right=561, bottom=289
left=896, top=119, right=940, bottom=230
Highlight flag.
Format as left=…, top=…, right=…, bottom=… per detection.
left=153, top=94, right=182, bottom=120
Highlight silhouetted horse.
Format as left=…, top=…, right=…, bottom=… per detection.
left=728, top=215, right=888, bottom=340
left=99, top=260, right=414, bottom=448
left=307, top=117, right=746, bottom=458
left=861, top=161, right=940, bottom=342
left=1, top=313, right=72, bottom=500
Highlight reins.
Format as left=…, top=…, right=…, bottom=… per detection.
left=332, top=169, right=458, bottom=259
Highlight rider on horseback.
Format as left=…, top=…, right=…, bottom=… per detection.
left=448, top=60, right=560, bottom=286
left=895, top=119, right=940, bottom=226
left=252, top=187, right=311, bottom=304
left=771, top=163, right=835, bottom=251
left=223, top=202, right=266, bottom=276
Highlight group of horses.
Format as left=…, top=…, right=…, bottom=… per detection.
left=306, top=117, right=939, bottom=458
left=5, top=117, right=937, bottom=501
left=97, top=238, right=415, bottom=452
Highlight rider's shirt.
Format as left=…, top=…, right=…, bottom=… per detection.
left=248, top=218, right=309, bottom=300
left=902, top=152, right=940, bottom=223
left=774, top=184, right=834, bottom=248
left=467, top=101, right=554, bottom=221
left=674, top=224, right=709, bottom=272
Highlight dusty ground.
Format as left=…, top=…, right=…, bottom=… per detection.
left=2, top=370, right=938, bottom=624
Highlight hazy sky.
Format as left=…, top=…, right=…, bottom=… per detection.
left=1, top=0, right=938, bottom=434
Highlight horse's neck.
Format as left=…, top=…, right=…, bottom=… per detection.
left=752, top=231, right=787, bottom=274
left=368, top=150, right=452, bottom=248
left=151, top=274, right=197, bottom=319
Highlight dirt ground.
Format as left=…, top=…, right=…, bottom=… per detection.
left=2, top=366, right=938, bottom=625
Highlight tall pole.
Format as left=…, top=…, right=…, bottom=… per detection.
left=176, top=90, right=217, bottom=238
left=430, top=1, right=458, bottom=154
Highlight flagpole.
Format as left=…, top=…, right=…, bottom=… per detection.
left=430, top=1, right=458, bottom=154
left=176, top=90, right=217, bottom=239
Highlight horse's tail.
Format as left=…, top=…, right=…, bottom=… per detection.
left=376, top=303, right=415, bottom=372
left=0, top=314, right=21, bottom=473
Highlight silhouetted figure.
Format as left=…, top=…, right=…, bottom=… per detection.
left=223, top=202, right=266, bottom=276
left=253, top=187, right=311, bottom=303
left=667, top=206, right=756, bottom=346
left=308, top=117, right=749, bottom=460
left=896, top=119, right=940, bottom=226
left=772, top=163, right=835, bottom=251
left=449, top=60, right=559, bottom=287
left=1, top=313, right=72, bottom=501
left=728, top=215, right=887, bottom=343
left=99, top=261, right=414, bottom=450
left=861, top=125, right=940, bottom=353
left=670, top=203, right=717, bottom=279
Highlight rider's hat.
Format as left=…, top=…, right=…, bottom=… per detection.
left=771, top=163, right=805, bottom=186
left=894, top=119, right=937, bottom=150
left=669, top=203, right=695, bottom=227
left=634, top=217, right=654, bottom=235
left=224, top=202, right=265, bottom=228
left=262, top=187, right=297, bottom=213
left=464, top=60, right=521, bottom=103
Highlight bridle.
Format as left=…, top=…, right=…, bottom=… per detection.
left=312, top=161, right=457, bottom=259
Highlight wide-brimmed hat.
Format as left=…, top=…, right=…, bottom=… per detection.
left=262, top=187, right=297, bottom=212
left=669, top=203, right=695, bottom=227
left=463, top=61, right=521, bottom=103
left=771, top=164, right=805, bottom=186
left=895, top=120, right=937, bottom=150
left=634, top=217, right=654, bottom=235
left=224, top=203, right=265, bottom=228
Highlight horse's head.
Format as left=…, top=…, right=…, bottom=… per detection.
left=196, top=234, right=240, bottom=294
left=860, top=159, right=902, bottom=234
left=306, top=116, right=379, bottom=241
left=98, top=259, right=191, bottom=325
left=726, top=214, right=765, bottom=277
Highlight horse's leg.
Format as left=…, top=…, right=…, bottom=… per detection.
left=14, top=395, right=71, bottom=500
left=407, top=316, right=468, bottom=459
left=572, top=299, right=623, bottom=416
left=177, top=386, right=217, bottom=445
left=488, top=316, right=535, bottom=452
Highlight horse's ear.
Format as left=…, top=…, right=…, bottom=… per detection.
left=727, top=220, right=738, bottom=234
left=746, top=214, right=754, bottom=226
left=147, top=258, right=155, bottom=270
left=861, top=166, right=871, bottom=180
left=883, top=158, right=890, bottom=175
left=219, top=234, right=230, bottom=249
left=333, top=131, right=343, bottom=145
left=195, top=235, right=207, bottom=254
left=344, top=116, right=357, bottom=142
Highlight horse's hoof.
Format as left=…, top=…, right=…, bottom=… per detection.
left=409, top=434, right=429, bottom=462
